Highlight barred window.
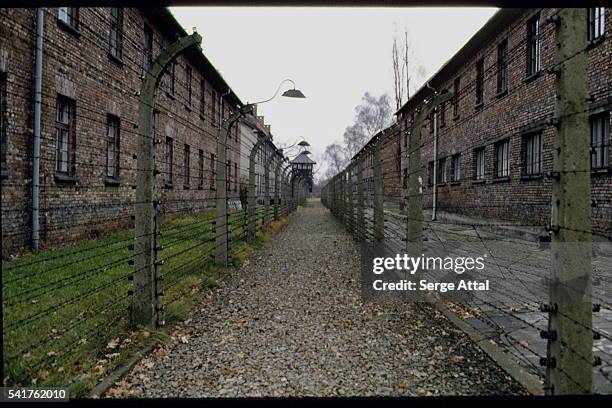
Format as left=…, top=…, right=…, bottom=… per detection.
left=590, top=113, right=610, bottom=169
left=475, top=58, right=484, bottom=105
left=106, top=115, right=120, bottom=179
left=186, top=66, right=192, bottom=106
left=165, top=137, right=173, bottom=185
left=453, top=76, right=460, bottom=117
left=497, top=38, right=508, bottom=94
left=143, top=25, right=153, bottom=74
left=524, top=132, right=542, bottom=175
left=55, top=95, right=76, bottom=175
left=451, top=154, right=461, bottom=181
left=109, top=8, right=123, bottom=59
left=211, top=90, right=217, bottom=127
left=58, top=7, right=78, bottom=29
left=495, top=139, right=509, bottom=178
left=438, top=157, right=447, bottom=183
left=588, top=8, right=606, bottom=41
left=200, top=78, right=206, bottom=117
left=198, top=149, right=204, bottom=188
left=474, top=147, right=485, bottom=180
left=526, top=13, right=541, bottom=77
left=184, top=144, right=190, bottom=188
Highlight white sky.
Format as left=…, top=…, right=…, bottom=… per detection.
left=170, top=7, right=498, bottom=175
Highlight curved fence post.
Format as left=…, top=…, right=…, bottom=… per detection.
left=133, top=33, right=201, bottom=328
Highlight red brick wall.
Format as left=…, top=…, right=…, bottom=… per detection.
left=1, top=7, right=245, bottom=253
left=397, top=8, right=611, bottom=236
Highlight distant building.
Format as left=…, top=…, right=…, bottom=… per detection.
left=291, top=152, right=315, bottom=193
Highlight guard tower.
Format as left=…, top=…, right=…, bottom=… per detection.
left=290, top=151, right=316, bottom=193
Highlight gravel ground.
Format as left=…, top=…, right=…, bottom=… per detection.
left=106, top=200, right=525, bottom=397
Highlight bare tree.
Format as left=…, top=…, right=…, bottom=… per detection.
left=322, top=143, right=349, bottom=179
left=391, top=26, right=426, bottom=110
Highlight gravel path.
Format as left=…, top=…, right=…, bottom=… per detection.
left=107, top=200, right=524, bottom=397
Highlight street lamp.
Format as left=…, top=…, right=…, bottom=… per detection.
left=215, top=78, right=305, bottom=266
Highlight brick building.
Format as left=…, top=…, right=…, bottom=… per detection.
left=391, top=8, right=610, bottom=236
left=0, top=7, right=274, bottom=252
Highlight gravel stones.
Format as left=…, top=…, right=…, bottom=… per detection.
left=106, top=200, right=524, bottom=398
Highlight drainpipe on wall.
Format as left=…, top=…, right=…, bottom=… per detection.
left=32, top=8, right=44, bottom=251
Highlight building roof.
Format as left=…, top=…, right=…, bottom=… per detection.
left=291, top=152, right=316, bottom=164
left=395, top=8, right=524, bottom=117
left=143, top=7, right=244, bottom=109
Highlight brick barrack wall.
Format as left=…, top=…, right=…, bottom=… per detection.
left=1, top=8, right=247, bottom=253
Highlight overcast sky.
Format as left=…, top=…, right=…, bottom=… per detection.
left=170, top=7, right=498, bottom=176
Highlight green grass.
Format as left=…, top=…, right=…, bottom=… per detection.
left=2, top=205, right=282, bottom=395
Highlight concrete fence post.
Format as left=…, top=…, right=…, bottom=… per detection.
left=373, top=135, right=384, bottom=242
left=133, top=33, right=201, bottom=328
left=544, top=8, right=593, bottom=395
left=274, top=159, right=284, bottom=220
left=247, top=135, right=266, bottom=241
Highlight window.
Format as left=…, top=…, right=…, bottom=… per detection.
left=183, top=144, right=190, bottom=188
left=200, top=78, right=206, bottom=117
left=588, top=8, right=606, bottom=42
left=186, top=66, right=192, bottom=106
left=106, top=115, right=120, bottom=179
left=143, top=25, right=153, bottom=75
left=210, top=153, right=216, bottom=188
left=0, top=72, right=6, bottom=173
left=495, top=139, right=510, bottom=178
left=109, top=8, right=123, bottom=59
left=211, top=90, right=217, bottom=126
left=55, top=95, right=76, bottom=175
left=440, top=102, right=446, bottom=127
left=438, top=157, right=447, bottom=184
left=524, top=133, right=542, bottom=175
left=497, top=39, right=508, bottom=94
left=165, top=137, right=173, bottom=185
left=526, top=13, right=541, bottom=77
left=474, top=147, right=485, bottom=180
left=450, top=154, right=461, bottom=182
left=402, top=168, right=408, bottom=188
left=58, top=7, right=78, bottom=29
left=475, top=58, right=484, bottom=105
left=590, top=113, right=610, bottom=169
left=198, top=149, right=204, bottom=188
left=453, top=77, right=460, bottom=117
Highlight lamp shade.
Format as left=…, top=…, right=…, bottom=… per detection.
left=281, top=89, right=306, bottom=98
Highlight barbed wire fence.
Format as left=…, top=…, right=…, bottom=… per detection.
left=322, top=8, right=611, bottom=395
left=1, top=17, right=307, bottom=390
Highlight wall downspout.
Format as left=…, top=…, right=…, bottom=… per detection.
left=32, top=8, right=44, bottom=250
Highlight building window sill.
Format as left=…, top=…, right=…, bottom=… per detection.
left=449, top=181, right=461, bottom=185
left=591, top=167, right=611, bottom=176
left=496, top=89, right=508, bottom=99
left=104, top=176, right=121, bottom=186
left=437, top=182, right=447, bottom=187
left=472, top=179, right=486, bottom=185
left=521, top=174, right=543, bottom=181
left=54, top=173, right=78, bottom=183
left=587, top=35, right=606, bottom=49
left=108, top=52, right=124, bottom=67
left=183, top=184, right=190, bottom=190
left=57, top=19, right=81, bottom=38
left=199, top=113, right=206, bottom=122
left=492, top=176, right=511, bottom=183
left=197, top=184, right=204, bottom=190
left=453, top=114, right=460, bottom=121
left=165, top=92, right=176, bottom=100
left=164, top=182, right=174, bottom=189
left=475, top=102, right=483, bottom=110
left=184, top=104, right=192, bottom=112
left=524, top=71, right=541, bottom=84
